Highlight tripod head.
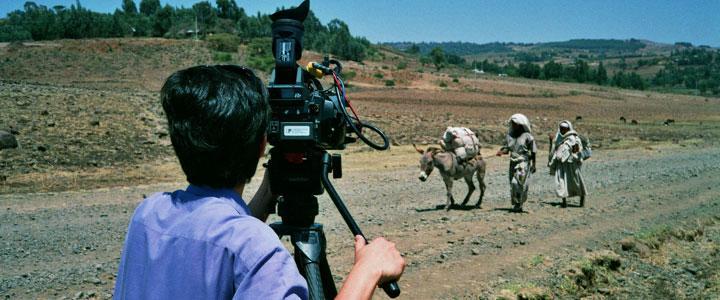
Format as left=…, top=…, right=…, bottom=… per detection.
left=266, top=1, right=400, bottom=298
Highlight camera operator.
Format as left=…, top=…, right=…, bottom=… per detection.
left=113, top=65, right=405, bottom=299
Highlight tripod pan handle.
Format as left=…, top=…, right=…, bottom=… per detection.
left=381, top=281, right=401, bottom=298
left=321, top=152, right=401, bottom=297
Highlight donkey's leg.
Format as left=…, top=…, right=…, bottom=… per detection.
left=461, top=174, right=475, bottom=206
left=475, top=169, right=486, bottom=208
left=443, top=177, right=455, bottom=210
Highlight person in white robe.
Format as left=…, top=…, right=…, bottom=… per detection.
left=496, top=113, right=537, bottom=212
left=548, top=120, right=588, bottom=207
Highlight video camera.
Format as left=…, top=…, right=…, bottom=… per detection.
left=266, top=0, right=389, bottom=197
left=264, top=1, right=400, bottom=298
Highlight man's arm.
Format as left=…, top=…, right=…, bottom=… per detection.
left=530, top=137, right=538, bottom=173
left=530, top=152, right=537, bottom=173
left=248, top=170, right=275, bottom=222
left=496, top=136, right=510, bottom=157
left=336, top=236, right=405, bottom=300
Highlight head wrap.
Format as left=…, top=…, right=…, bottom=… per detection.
left=508, top=113, right=531, bottom=133
left=557, top=120, right=578, bottom=139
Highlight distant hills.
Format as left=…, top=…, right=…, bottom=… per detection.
left=382, top=41, right=514, bottom=56
left=382, top=39, right=713, bottom=56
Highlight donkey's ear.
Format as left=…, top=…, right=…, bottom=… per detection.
left=412, top=143, right=424, bottom=154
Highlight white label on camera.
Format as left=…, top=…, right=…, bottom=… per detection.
left=284, top=125, right=311, bottom=137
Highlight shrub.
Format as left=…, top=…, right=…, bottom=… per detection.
left=439, top=81, right=448, bottom=88
left=397, top=61, right=407, bottom=70
left=245, top=38, right=274, bottom=72
left=213, top=52, right=232, bottom=62
left=207, top=33, right=241, bottom=52
left=0, top=25, right=32, bottom=42
left=452, top=78, right=459, bottom=83
left=373, top=73, right=384, bottom=79
left=385, top=80, right=395, bottom=87
left=343, top=70, right=357, bottom=81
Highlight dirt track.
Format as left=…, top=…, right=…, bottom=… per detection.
left=2, top=144, right=719, bottom=299
left=2, top=38, right=719, bottom=299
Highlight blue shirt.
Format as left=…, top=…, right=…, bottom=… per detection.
left=114, top=185, right=308, bottom=299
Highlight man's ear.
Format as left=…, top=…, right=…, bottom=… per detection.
left=258, top=135, right=268, bottom=158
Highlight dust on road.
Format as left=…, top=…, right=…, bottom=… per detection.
left=1, top=144, right=719, bottom=299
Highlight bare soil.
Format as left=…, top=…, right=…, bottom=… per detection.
left=1, top=39, right=719, bottom=299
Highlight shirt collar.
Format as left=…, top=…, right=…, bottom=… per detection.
left=186, top=184, right=251, bottom=215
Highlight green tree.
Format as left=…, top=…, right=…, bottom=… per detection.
left=518, top=62, right=541, bottom=79
left=430, top=47, right=446, bottom=70
left=542, top=60, right=563, bottom=79
left=611, top=71, right=628, bottom=88
left=0, top=24, right=32, bottom=41
left=192, top=1, right=216, bottom=30
left=406, top=44, right=420, bottom=55
left=324, top=19, right=366, bottom=61
left=302, top=10, right=326, bottom=50
left=139, top=0, right=160, bottom=16
left=574, top=59, right=590, bottom=83
left=153, top=4, right=173, bottom=37
left=596, top=61, right=608, bottom=85
left=122, top=0, right=137, bottom=15
left=446, top=54, right=466, bottom=66
left=216, top=0, right=241, bottom=21
left=628, top=72, right=646, bottom=90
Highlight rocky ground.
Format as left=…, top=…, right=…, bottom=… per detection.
left=2, top=38, right=719, bottom=299
left=1, top=143, right=718, bottom=299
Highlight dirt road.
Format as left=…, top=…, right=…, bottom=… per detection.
left=1, top=144, right=719, bottom=299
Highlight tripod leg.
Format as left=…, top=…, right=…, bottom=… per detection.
left=319, top=253, right=337, bottom=298
left=291, top=226, right=335, bottom=300
left=295, top=253, right=326, bottom=300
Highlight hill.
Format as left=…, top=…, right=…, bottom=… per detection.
left=1, top=38, right=719, bottom=194
left=384, top=39, right=720, bottom=96
left=1, top=37, right=719, bottom=300
left=382, top=41, right=514, bottom=55
left=383, top=39, right=688, bottom=56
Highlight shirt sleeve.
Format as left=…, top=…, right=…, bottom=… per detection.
left=232, top=224, right=309, bottom=300
left=500, top=135, right=511, bottom=152
left=528, top=135, right=538, bottom=154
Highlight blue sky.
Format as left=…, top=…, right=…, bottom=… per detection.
left=2, top=0, right=719, bottom=46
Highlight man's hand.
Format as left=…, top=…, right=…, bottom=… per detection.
left=572, top=144, right=580, bottom=153
left=337, top=236, right=405, bottom=300
left=247, top=169, right=276, bottom=222
left=530, top=164, right=536, bottom=174
left=354, top=236, right=405, bottom=284
left=496, top=150, right=506, bottom=157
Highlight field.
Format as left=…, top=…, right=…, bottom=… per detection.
left=1, top=39, right=719, bottom=299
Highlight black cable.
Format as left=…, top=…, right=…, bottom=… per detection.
left=334, top=78, right=390, bottom=150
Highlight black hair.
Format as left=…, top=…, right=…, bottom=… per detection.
left=161, top=65, right=269, bottom=188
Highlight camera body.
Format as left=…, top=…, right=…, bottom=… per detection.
left=266, top=67, right=347, bottom=151
left=266, top=9, right=351, bottom=197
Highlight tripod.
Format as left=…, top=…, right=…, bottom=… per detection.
left=270, top=151, right=400, bottom=299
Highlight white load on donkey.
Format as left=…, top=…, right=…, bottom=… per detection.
left=414, top=127, right=486, bottom=211
left=439, top=127, right=481, bottom=164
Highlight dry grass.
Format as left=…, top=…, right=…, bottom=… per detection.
left=1, top=38, right=719, bottom=194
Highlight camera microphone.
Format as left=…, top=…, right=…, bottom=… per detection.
left=306, top=62, right=332, bottom=78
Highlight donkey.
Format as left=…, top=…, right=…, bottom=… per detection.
left=413, top=144, right=486, bottom=210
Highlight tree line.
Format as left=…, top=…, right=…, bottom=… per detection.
left=652, top=48, right=720, bottom=95
left=0, top=0, right=372, bottom=61
left=418, top=45, right=718, bottom=95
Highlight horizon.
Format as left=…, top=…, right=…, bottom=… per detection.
left=1, top=0, right=718, bottom=47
